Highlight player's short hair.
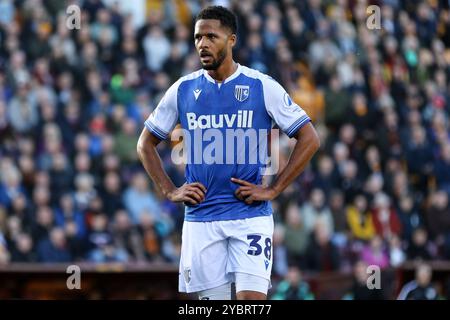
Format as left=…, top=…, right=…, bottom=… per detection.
left=195, top=6, right=238, bottom=35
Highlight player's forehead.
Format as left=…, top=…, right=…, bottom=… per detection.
left=194, top=19, right=228, bottom=36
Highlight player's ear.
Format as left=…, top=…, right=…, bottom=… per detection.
left=229, top=34, right=236, bottom=47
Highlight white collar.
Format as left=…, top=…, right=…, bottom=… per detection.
left=203, top=63, right=241, bottom=85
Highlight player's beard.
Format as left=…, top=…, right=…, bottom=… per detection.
left=201, top=46, right=227, bottom=70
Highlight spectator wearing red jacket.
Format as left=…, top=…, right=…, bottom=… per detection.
left=371, top=193, right=402, bottom=241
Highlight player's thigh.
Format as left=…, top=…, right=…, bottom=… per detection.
left=234, top=272, right=270, bottom=299
left=179, top=221, right=230, bottom=292
left=227, top=215, right=274, bottom=282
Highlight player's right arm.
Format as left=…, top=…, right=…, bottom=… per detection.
left=137, top=129, right=206, bottom=205
left=137, top=79, right=206, bottom=205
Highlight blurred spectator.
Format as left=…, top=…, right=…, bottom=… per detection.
left=376, top=109, right=402, bottom=160
left=0, top=231, right=11, bottom=264
left=73, top=173, right=97, bottom=211
left=328, top=190, right=348, bottom=248
left=31, top=206, right=54, bottom=243
left=323, top=75, right=350, bottom=130
left=272, top=224, right=288, bottom=277
left=32, top=185, right=51, bottom=210
left=48, top=152, right=73, bottom=204
left=360, top=236, right=389, bottom=269
left=396, top=195, right=423, bottom=242
left=283, top=202, right=309, bottom=269
left=123, top=172, right=165, bottom=227
left=73, top=152, right=92, bottom=175
left=312, top=155, right=339, bottom=195
left=434, top=143, right=450, bottom=194
left=10, top=232, right=36, bottom=262
left=0, top=164, right=25, bottom=209
left=87, top=213, right=128, bottom=263
left=371, top=193, right=402, bottom=241
left=9, top=193, right=33, bottom=229
left=346, top=194, right=375, bottom=242
left=99, top=171, right=125, bottom=218
left=397, top=263, right=438, bottom=300
left=308, top=21, right=341, bottom=73
left=343, top=260, right=385, bottom=300
left=348, top=93, right=376, bottom=139
left=143, top=26, right=171, bottom=72
left=5, top=216, right=22, bottom=245
left=389, top=235, right=407, bottom=267
left=113, top=117, right=139, bottom=165
left=426, top=190, right=450, bottom=255
left=406, top=228, right=436, bottom=261
left=54, top=193, right=87, bottom=240
left=37, top=227, right=72, bottom=262
left=405, top=125, right=434, bottom=192
left=64, top=219, right=87, bottom=261
left=271, top=266, right=314, bottom=300
left=6, top=82, right=38, bottom=134
left=138, top=213, right=163, bottom=262
left=339, top=160, right=362, bottom=203
left=301, top=188, right=334, bottom=235
left=111, top=210, right=145, bottom=262
left=90, top=9, right=118, bottom=45
left=305, top=221, right=341, bottom=272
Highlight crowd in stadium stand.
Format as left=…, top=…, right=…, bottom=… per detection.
left=0, top=0, right=449, bottom=299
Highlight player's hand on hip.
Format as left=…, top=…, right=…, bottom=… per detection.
left=167, top=182, right=207, bottom=205
left=231, top=177, right=277, bottom=205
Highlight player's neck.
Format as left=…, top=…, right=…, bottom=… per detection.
left=206, top=60, right=238, bottom=83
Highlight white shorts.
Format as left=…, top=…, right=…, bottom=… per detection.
left=178, top=215, right=274, bottom=293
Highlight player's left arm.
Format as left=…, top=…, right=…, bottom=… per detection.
left=233, top=122, right=319, bottom=204
left=233, top=76, right=320, bottom=204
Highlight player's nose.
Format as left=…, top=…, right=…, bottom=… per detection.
left=197, top=37, right=210, bottom=50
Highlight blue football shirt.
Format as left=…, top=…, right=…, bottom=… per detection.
left=144, top=64, right=311, bottom=222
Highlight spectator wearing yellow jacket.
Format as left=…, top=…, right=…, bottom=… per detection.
left=346, top=194, right=375, bottom=241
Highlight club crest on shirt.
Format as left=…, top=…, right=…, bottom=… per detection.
left=184, top=267, right=191, bottom=284
left=235, top=85, right=249, bottom=102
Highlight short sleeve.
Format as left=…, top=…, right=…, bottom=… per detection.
left=262, top=77, right=311, bottom=138
left=144, top=80, right=181, bottom=140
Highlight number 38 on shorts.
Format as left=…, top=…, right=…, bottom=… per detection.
left=247, top=235, right=272, bottom=261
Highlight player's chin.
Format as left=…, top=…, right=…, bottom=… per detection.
left=201, top=62, right=217, bottom=70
